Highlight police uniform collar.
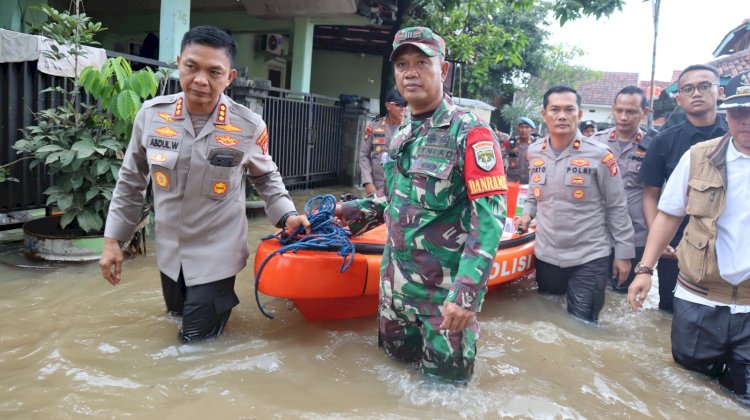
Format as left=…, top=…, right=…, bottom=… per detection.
left=608, top=127, right=645, bottom=143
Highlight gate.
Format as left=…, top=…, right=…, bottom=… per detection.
left=263, top=88, right=343, bottom=190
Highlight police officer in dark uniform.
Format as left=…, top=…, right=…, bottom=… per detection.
left=580, top=120, right=597, bottom=137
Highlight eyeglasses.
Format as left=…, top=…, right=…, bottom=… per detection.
left=679, top=82, right=718, bottom=95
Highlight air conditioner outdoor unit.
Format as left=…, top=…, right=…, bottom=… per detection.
left=261, top=34, right=284, bottom=55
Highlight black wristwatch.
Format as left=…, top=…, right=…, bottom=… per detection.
left=634, top=261, right=656, bottom=275
left=276, top=210, right=298, bottom=228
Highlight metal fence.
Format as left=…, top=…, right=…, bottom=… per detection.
left=263, top=88, right=343, bottom=190
left=1, top=54, right=344, bottom=217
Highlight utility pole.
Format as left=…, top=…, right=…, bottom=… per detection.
left=648, top=0, right=661, bottom=130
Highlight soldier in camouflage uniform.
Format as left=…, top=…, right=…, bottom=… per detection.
left=336, top=27, right=507, bottom=383
left=359, top=89, right=407, bottom=195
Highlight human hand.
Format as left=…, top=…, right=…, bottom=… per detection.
left=661, top=245, right=677, bottom=260
left=439, top=301, right=475, bottom=332
left=285, top=214, right=311, bottom=235
left=364, top=183, right=377, bottom=196
left=613, top=258, right=632, bottom=286
left=627, top=273, right=652, bottom=310
left=100, top=238, right=124, bottom=286
left=514, top=214, right=532, bottom=232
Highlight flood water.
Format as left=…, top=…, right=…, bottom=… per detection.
left=1, top=187, right=748, bottom=419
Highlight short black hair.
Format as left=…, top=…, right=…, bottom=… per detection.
left=181, top=25, right=237, bottom=66
left=543, top=85, right=581, bottom=108
left=678, top=64, right=720, bottom=85
left=614, top=86, right=648, bottom=109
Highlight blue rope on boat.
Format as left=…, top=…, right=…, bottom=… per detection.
left=254, top=194, right=355, bottom=319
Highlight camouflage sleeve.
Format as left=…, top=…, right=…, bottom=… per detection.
left=341, top=190, right=387, bottom=235
left=446, top=125, right=506, bottom=312
left=358, top=124, right=374, bottom=186
left=599, top=151, right=635, bottom=260
left=446, top=195, right=505, bottom=312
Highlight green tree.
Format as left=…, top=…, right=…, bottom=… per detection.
left=376, top=0, right=625, bottom=111
left=501, top=44, right=601, bottom=131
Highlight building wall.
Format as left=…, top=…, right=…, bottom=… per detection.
left=310, top=50, right=382, bottom=100
left=581, top=104, right=613, bottom=126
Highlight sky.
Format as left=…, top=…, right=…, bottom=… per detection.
left=548, top=0, right=748, bottom=82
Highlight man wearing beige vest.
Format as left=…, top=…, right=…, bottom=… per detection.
left=100, top=26, right=310, bottom=342
left=628, top=71, right=750, bottom=402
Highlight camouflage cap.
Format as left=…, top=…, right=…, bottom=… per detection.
left=719, top=70, right=750, bottom=109
left=390, top=26, right=446, bottom=61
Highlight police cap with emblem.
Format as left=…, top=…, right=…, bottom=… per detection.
left=720, top=70, right=750, bottom=109
left=390, top=26, right=446, bottom=61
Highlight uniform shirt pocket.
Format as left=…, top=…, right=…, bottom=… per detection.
left=202, top=147, right=245, bottom=201
left=147, top=148, right=179, bottom=192
left=407, top=157, right=455, bottom=210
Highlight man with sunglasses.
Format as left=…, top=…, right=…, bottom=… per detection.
left=359, top=89, right=407, bottom=196
left=639, top=64, right=728, bottom=313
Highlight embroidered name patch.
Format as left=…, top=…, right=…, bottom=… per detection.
left=149, top=138, right=179, bottom=151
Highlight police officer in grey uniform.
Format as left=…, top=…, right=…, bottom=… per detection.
left=516, top=86, right=634, bottom=322
left=504, top=117, right=536, bottom=184
left=590, top=86, right=649, bottom=293
left=99, top=26, right=310, bottom=342
left=359, top=89, right=406, bottom=195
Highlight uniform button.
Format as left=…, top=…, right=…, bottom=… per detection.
left=231, top=105, right=238, bottom=111
left=220, top=171, right=226, bottom=176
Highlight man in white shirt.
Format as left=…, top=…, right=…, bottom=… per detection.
left=628, top=70, right=750, bottom=402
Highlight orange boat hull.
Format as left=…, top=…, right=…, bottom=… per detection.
left=254, top=224, right=535, bottom=321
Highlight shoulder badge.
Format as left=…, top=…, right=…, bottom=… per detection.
left=464, top=126, right=507, bottom=200
left=256, top=128, right=269, bottom=155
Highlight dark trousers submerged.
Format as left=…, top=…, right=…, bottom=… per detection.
left=161, top=270, right=239, bottom=342
left=657, top=226, right=687, bottom=313
left=535, top=256, right=610, bottom=322
left=672, top=298, right=750, bottom=400
left=378, top=302, right=479, bottom=383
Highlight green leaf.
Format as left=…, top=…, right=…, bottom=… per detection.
left=77, top=209, right=103, bottom=233
left=71, top=171, right=84, bottom=189
left=45, top=151, right=62, bottom=165
left=112, top=59, right=127, bottom=89
left=116, top=90, right=141, bottom=121
left=71, top=140, right=96, bottom=158
left=95, top=159, right=110, bottom=175
left=59, top=150, right=76, bottom=166
left=85, top=186, right=99, bottom=201
left=57, top=194, right=74, bottom=211
left=60, top=210, right=77, bottom=229
left=36, top=145, right=64, bottom=153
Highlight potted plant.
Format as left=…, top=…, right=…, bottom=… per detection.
left=11, top=3, right=158, bottom=261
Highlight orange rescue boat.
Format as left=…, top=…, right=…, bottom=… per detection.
left=254, top=224, right=535, bottom=321
left=254, top=183, right=535, bottom=321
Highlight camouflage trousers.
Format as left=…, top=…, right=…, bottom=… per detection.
left=378, top=302, right=479, bottom=383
